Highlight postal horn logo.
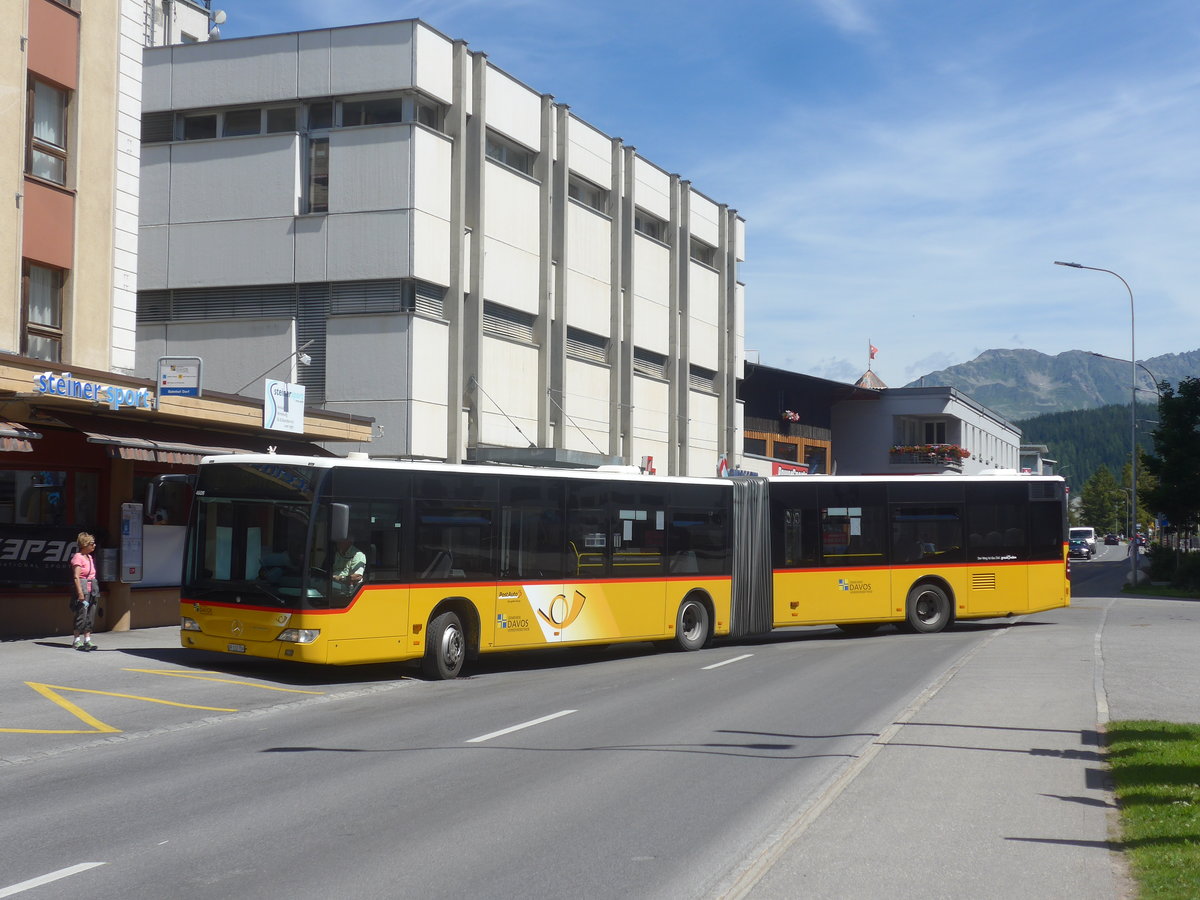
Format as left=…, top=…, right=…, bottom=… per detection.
left=537, top=590, right=587, bottom=628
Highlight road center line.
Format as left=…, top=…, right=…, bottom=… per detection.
left=0, top=862, right=106, bottom=898
left=466, top=709, right=577, bottom=744
left=703, top=654, right=753, bottom=670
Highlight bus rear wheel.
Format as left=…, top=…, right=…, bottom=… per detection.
left=674, top=598, right=710, bottom=651
left=903, top=584, right=951, bottom=634
left=422, top=610, right=465, bottom=679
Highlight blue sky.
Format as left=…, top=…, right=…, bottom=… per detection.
left=219, top=0, right=1200, bottom=386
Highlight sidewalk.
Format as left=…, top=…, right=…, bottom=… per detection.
left=729, top=589, right=1200, bottom=899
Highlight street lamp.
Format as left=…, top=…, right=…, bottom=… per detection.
left=1055, top=261, right=1138, bottom=586
left=235, top=339, right=316, bottom=395
left=1088, top=351, right=1163, bottom=399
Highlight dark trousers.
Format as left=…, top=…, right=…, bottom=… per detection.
left=71, top=596, right=98, bottom=634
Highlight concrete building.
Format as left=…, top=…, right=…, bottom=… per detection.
left=832, top=384, right=1022, bottom=475
left=738, top=363, right=877, bottom=475
left=1, top=1, right=371, bottom=639
left=136, top=19, right=747, bottom=473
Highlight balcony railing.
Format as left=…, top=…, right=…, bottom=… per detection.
left=889, top=444, right=969, bottom=472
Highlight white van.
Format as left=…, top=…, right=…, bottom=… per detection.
left=1069, top=526, right=1097, bottom=555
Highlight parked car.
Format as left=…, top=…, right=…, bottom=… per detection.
left=1104, top=533, right=1119, bottom=545
left=1068, top=538, right=1092, bottom=560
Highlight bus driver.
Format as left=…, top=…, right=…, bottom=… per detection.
left=331, top=537, right=366, bottom=595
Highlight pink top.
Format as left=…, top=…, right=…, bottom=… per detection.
left=71, top=552, right=96, bottom=584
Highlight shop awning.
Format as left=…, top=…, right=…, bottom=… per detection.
left=48, top=412, right=334, bottom=465
left=0, top=421, right=41, bottom=453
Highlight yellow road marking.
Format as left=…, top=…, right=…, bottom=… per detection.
left=0, top=682, right=237, bottom=735
left=123, top=669, right=324, bottom=694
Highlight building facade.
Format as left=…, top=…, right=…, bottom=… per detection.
left=136, top=20, right=747, bottom=473
left=738, top=363, right=879, bottom=475
left=1, top=1, right=371, bottom=639
left=831, top=385, right=1022, bottom=475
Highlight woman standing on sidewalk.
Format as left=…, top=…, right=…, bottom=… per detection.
left=69, top=533, right=99, bottom=651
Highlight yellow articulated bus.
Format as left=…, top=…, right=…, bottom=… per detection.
left=176, top=456, right=1068, bottom=678
left=766, top=474, right=1070, bottom=635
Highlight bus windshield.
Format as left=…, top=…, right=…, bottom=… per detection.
left=184, top=462, right=327, bottom=609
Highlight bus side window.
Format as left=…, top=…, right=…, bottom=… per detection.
left=566, top=508, right=608, bottom=577
left=413, top=500, right=494, bottom=581
left=363, top=502, right=403, bottom=582
left=669, top=508, right=729, bottom=575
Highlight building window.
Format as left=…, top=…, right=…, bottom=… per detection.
left=305, top=138, right=330, bottom=214
left=308, top=102, right=334, bottom=131
left=222, top=107, right=262, bottom=137
left=924, top=421, right=947, bottom=444
left=342, top=97, right=405, bottom=127
left=634, top=209, right=666, bottom=242
left=774, top=441, right=799, bottom=462
left=22, top=262, right=65, bottom=363
left=415, top=99, right=442, bottom=129
left=568, top=175, right=608, bottom=214
left=744, top=437, right=767, bottom=456
left=485, top=131, right=535, bottom=176
left=689, top=237, right=716, bottom=267
left=266, top=107, right=298, bottom=133
left=28, top=79, right=69, bottom=185
left=181, top=113, right=217, bottom=140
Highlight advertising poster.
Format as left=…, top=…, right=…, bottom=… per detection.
left=264, top=380, right=305, bottom=433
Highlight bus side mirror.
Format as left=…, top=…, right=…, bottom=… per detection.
left=331, top=503, right=350, bottom=542
left=145, top=473, right=195, bottom=520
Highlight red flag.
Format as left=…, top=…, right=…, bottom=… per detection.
left=870, top=344, right=879, bottom=359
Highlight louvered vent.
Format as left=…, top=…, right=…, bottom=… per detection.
left=138, top=290, right=171, bottom=323
left=566, top=327, right=609, bottom=365
left=633, top=347, right=667, bottom=379
left=330, top=280, right=406, bottom=315
left=483, top=302, right=536, bottom=343
left=413, top=281, right=445, bottom=317
left=689, top=364, right=717, bottom=392
left=971, top=573, right=997, bottom=590
left=141, top=112, right=175, bottom=143
left=296, top=283, right=330, bottom=405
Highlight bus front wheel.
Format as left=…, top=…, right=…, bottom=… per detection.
left=903, top=584, right=951, bottom=634
left=422, top=610, right=466, bottom=679
left=674, top=598, right=710, bottom=651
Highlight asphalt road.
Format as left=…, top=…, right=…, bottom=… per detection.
left=0, top=611, right=1025, bottom=898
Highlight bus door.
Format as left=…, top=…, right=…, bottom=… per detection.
left=495, top=483, right=565, bottom=648
left=563, top=485, right=668, bottom=643
left=816, top=484, right=890, bottom=621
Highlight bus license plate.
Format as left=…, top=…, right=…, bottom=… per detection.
left=227, top=643, right=246, bottom=653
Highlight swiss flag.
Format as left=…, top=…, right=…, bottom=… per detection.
left=869, top=344, right=879, bottom=359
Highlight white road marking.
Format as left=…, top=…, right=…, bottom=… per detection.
left=466, top=709, right=577, bottom=744
left=0, top=863, right=106, bottom=897
left=703, top=654, right=753, bottom=670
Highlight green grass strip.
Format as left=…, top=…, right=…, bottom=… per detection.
left=1107, top=720, right=1200, bottom=899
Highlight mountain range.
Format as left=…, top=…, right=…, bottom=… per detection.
left=904, top=348, right=1200, bottom=421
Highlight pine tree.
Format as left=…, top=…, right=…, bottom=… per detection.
left=1142, top=376, right=1200, bottom=539
left=1080, top=465, right=1123, bottom=535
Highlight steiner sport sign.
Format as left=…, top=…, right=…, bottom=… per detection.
left=0, top=526, right=80, bottom=586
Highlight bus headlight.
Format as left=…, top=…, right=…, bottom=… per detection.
left=181, top=617, right=201, bottom=631
left=278, top=628, right=320, bottom=644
